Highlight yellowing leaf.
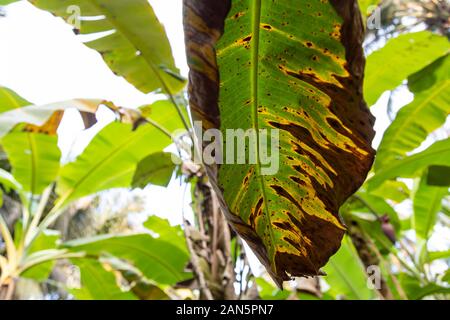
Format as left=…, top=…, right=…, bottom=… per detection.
left=184, top=0, right=375, bottom=285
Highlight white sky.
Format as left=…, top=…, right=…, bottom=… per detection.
left=0, top=1, right=447, bottom=279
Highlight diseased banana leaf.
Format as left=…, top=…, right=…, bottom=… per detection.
left=184, top=0, right=375, bottom=285
left=0, top=86, right=115, bottom=137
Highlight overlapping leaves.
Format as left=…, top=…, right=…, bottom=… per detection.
left=29, top=0, right=185, bottom=94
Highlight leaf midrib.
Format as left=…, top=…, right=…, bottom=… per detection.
left=378, top=80, right=450, bottom=165
left=250, top=0, right=276, bottom=259
left=328, top=259, right=365, bottom=300
left=27, top=132, right=37, bottom=197
left=369, top=140, right=450, bottom=189
left=59, top=125, right=153, bottom=204
left=90, top=0, right=173, bottom=94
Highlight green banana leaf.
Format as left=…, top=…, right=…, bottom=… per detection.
left=56, top=121, right=172, bottom=207
left=358, top=0, right=379, bottom=16
left=64, top=233, right=191, bottom=285
left=427, top=250, right=450, bottom=262
left=412, top=173, right=447, bottom=240
left=442, top=269, right=450, bottom=283
left=139, top=99, right=190, bottom=134
left=132, top=152, right=176, bottom=188
left=364, top=31, right=449, bottom=106
left=427, top=165, right=450, bottom=187
left=184, top=0, right=375, bottom=285
left=0, top=86, right=30, bottom=113
left=2, top=131, right=61, bottom=195
left=100, top=256, right=170, bottom=300
left=70, top=258, right=137, bottom=300
left=375, top=54, right=450, bottom=170
left=369, top=180, right=410, bottom=203
left=323, top=236, right=375, bottom=300
left=0, top=0, right=19, bottom=5
left=143, top=216, right=189, bottom=255
left=355, top=189, right=400, bottom=231
left=399, top=273, right=450, bottom=300
left=368, top=138, right=450, bottom=191
left=29, top=0, right=185, bottom=94
left=21, top=230, right=61, bottom=281
left=0, top=167, right=22, bottom=192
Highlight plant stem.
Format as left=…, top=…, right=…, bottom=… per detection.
left=0, top=215, right=16, bottom=265
left=23, top=184, right=54, bottom=248
left=18, top=250, right=85, bottom=275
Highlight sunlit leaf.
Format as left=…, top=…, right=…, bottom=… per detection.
left=364, top=31, right=449, bottom=106
left=399, top=273, right=450, bottom=300
left=139, top=100, right=190, bottom=134
left=368, top=138, right=450, bottom=191
left=375, top=54, right=450, bottom=169
left=143, top=216, right=189, bottom=255
left=442, top=269, right=450, bottom=283
left=255, top=277, right=290, bottom=300
left=101, top=256, right=170, bottom=300
left=57, top=122, right=171, bottom=206
left=427, top=250, right=450, bottom=262
left=0, top=167, right=22, bottom=193
left=70, top=258, right=137, bottom=300
left=2, top=131, right=61, bottom=195
left=30, top=0, right=185, bottom=94
left=132, top=152, right=176, bottom=188
left=369, top=180, right=410, bottom=203
left=358, top=0, right=379, bottom=17
left=323, top=236, right=375, bottom=300
left=0, top=86, right=110, bottom=137
left=21, top=230, right=60, bottom=281
left=0, top=86, right=30, bottom=113
left=64, top=233, right=191, bottom=285
left=412, top=173, right=447, bottom=240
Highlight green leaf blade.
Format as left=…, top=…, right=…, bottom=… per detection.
left=2, top=132, right=61, bottom=195
left=375, top=54, right=450, bottom=170
left=368, top=138, right=450, bottom=191
left=64, top=233, right=191, bottom=285
left=413, top=173, right=447, bottom=240
left=57, top=122, right=171, bottom=206
left=184, top=0, right=375, bottom=284
left=364, top=31, right=449, bottom=106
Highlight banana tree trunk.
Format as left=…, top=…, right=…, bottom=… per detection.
left=186, top=174, right=237, bottom=300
